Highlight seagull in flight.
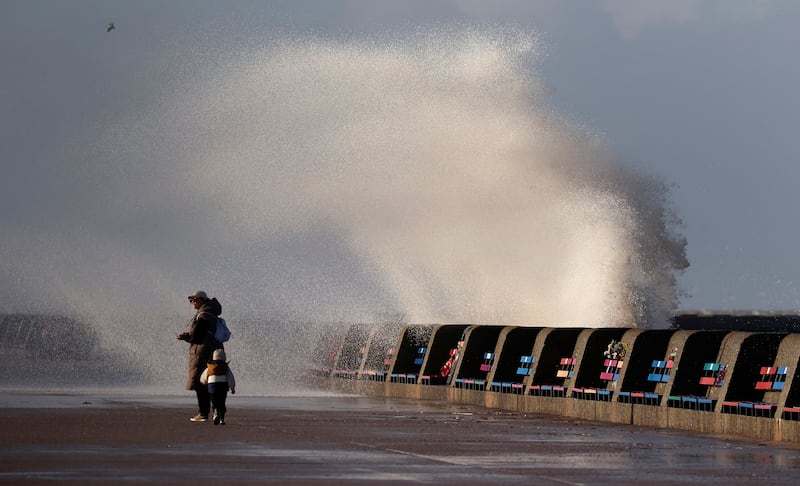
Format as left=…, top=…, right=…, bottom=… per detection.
left=106, top=22, right=115, bottom=32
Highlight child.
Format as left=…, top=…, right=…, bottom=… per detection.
left=200, top=348, right=236, bottom=425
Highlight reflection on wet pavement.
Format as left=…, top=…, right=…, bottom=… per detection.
left=1, top=393, right=800, bottom=484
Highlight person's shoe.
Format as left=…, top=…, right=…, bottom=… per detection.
left=190, top=414, right=208, bottom=422
left=219, top=417, right=225, bottom=425
left=213, top=414, right=221, bottom=425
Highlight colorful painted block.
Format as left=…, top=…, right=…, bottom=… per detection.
left=600, top=358, right=623, bottom=381
left=648, top=359, right=673, bottom=383
left=556, top=357, right=575, bottom=379
left=383, top=347, right=394, bottom=366
left=480, top=352, right=495, bottom=372
left=516, top=355, right=534, bottom=376
left=700, top=362, right=728, bottom=387
left=756, top=366, right=789, bottom=391
left=413, top=347, right=426, bottom=365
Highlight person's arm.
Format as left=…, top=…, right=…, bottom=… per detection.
left=227, top=368, right=236, bottom=394
left=200, top=368, right=209, bottom=385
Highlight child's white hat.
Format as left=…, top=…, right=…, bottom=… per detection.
left=213, top=348, right=226, bottom=361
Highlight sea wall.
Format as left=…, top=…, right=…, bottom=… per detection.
left=316, top=324, right=800, bottom=443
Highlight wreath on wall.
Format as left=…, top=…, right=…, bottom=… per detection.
left=603, top=339, right=627, bottom=360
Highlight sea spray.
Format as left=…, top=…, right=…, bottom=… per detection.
left=0, top=27, right=687, bottom=387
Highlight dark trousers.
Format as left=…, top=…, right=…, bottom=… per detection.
left=195, top=387, right=211, bottom=417
left=209, top=383, right=229, bottom=418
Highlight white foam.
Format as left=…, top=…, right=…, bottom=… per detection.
left=0, top=27, right=687, bottom=386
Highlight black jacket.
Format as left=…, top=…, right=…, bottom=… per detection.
left=180, top=297, right=223, bottom=390
left=188, top=298, right=222, bottom=344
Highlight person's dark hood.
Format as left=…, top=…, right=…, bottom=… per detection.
left=199, top=297, right=222, bottom=317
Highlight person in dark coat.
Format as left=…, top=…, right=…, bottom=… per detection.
left=177, top=290, right=223, bottom=422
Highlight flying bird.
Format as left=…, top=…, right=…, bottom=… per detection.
left=106, top=22, right=115, bottom=32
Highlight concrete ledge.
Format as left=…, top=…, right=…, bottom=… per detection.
left=316, top=323, right=800, bottom=443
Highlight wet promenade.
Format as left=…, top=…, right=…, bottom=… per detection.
left=1, top=392, right=799, bottom=485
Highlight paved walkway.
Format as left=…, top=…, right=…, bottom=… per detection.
left=2, top=392, right=800, bottom=485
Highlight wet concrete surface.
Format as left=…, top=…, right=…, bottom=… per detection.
left=1, top=392, right=800, bottom=485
